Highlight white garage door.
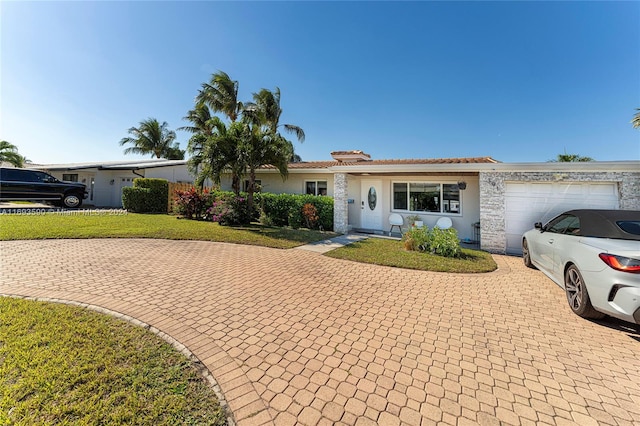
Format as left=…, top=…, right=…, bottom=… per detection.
left=505, top=182, right=619, bottom=254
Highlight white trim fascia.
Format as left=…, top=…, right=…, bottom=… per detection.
left=255, top=168, right=336, bottom=175
left=328, top=161, right=640, bottom=174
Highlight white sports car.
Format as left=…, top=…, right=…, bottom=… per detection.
left=522, top=209, right=640, bottom=324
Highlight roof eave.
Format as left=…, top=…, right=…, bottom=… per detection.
left=328, top=161, right=640, bottom=173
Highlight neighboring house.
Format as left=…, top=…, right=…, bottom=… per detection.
left=31, top=159, right=192, bottom=208
left=31, top=152, right=640, bottom=254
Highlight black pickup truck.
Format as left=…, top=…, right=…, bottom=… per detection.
left=0, top=167, right=87, bottom=208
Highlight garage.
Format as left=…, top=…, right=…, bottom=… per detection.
left=504, top=181, right=619, bottom=254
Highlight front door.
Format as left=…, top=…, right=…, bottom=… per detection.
left=78, top=173, right=95, bottom=205
left=360, top=180, right=383, bottom=230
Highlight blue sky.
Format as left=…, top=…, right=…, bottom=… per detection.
left=2, top=1, right=639, bottom=164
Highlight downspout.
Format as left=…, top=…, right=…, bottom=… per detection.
left=132, top=169, right=144, bottom=178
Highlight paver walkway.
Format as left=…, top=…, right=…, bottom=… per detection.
left=1, top=239, right=639, bottom=426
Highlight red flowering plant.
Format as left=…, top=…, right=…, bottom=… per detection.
left=173, top=187, right=210, bottom=220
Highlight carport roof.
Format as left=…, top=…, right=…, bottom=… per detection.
left=30, top=159, right=187, bottom=171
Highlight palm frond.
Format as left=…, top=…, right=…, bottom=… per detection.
left=632, top=108, right=640, bottom=129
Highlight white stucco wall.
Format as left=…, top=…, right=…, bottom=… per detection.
left=343, top=175, right=480, bottom=241
left=219, top=171, right=335, bottom=196
left=144, top=166, right=194, bottom=183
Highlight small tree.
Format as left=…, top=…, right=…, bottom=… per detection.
left=549, top=150, right=594, bottom=162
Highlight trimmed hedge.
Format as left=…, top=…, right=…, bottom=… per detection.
left=122, top=178, right=169, bottom=213
left=256, top=193, right=333, bottom=231
left=172, top=189, right=334, bottom=231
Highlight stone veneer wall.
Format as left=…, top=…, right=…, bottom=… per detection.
left=333, top=173, right=349, bottom=233
left=479, top=171, right=640, bottom=254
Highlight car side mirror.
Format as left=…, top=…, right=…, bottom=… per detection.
left=534, top=222, right=543, bottom=232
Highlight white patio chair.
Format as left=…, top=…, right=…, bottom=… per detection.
left=435, top=217, right=453, bottom=230
left=389, top=213, right=403, bottom=236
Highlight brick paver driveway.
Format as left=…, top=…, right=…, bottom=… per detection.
left=1, top=239, right=639, bottom=426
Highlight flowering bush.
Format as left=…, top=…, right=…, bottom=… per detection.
left=207, top=195, right=252, bottom=226
left=302, top=203, right=319, bottom=229
left=173, top=188, right=210, bottom=219
left=402, top=225, right=461, bottom=258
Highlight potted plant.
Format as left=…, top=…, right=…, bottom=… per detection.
left=406, top=214, right=423, bottom=228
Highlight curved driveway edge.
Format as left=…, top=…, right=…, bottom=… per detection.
left=1, top=239, right=639, bottom=426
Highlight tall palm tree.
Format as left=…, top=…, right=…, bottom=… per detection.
left=250, top=88, right=305, bottom=142
left=192, top=71, right=246, bottom=189
left=632, top=108, right=640, bottom=129
left=240, top=87, right=305, bottom=210
left=196, top=71, right=243, bottom=122
left=241, top=120, right=293, bottom=213
left=0, top=140, right=25, bottom=167
left=119, top=118, right=184, bottom=159
left=180, top=104, right=215, bottom=178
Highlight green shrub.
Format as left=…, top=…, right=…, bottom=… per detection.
left=122, top=178, right=168, bottom=213
left=256, top=193, right=334, bottom=231
left=401, top=226, right=461, bottom=258
left=429, top=227, right=461, bottom=257
left=208, top=194, right=254, bottom=226
left=122, top=187, right=152, bottom=213
left=256, top=193, right=297, bottom=227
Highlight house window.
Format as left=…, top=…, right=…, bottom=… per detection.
left=243, top=180, right=261, bottom=192
left=306, top=180, right=327, bottom=196
left=62, top=174, right=78, bottom=182
left=392, top=182, right=461, bottom=214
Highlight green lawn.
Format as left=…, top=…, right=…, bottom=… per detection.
left=0, top=212, right=495, bottom=272
left=325, top=237, right=497, bottom=273
left=0, top=213, right=335, bottom=249
left=0, top=297, right=227, bottom=426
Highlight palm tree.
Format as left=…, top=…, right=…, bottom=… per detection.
left=164, top=145, right=185, bottom=160
left=240, top=87, right=304, bottom=212
left=196, top=71, right=243, bottom=122
left=0, top=140, right=25, bottom=167
left=180, top=104, right=215, bottom=178
left=194, top=119, right=247, bottom=193
left=119, top=118, right=184, bottom=159
left=240, top=120, right=293, bottom=214
left=632, top=108, right=640, bottom=129
left=250, top=88, right=305, bottom=142
left=187, top=74, right=305, bottom=214
left=192, top=71, right=246, bottom=190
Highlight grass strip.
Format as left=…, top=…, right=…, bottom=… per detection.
left=324, top=237, right=497, bottom=273
left=0, top=213, right=335, bottom=249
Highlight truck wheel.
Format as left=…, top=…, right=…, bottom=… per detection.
left=62, top=194, right=83, bottom=208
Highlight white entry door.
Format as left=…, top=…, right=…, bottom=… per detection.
left=361, top=180, right=383, bottom=230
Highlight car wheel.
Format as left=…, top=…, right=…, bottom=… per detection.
left=522, top=238, right=536, bottom=269
left=564, top=264, right=605, bottom=319
left=62, top=193, right=82, bottom=208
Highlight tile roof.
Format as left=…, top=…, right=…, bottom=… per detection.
left=260, top=156, right=499, bottom=170
left=353, top=156, right=499, bottom=165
